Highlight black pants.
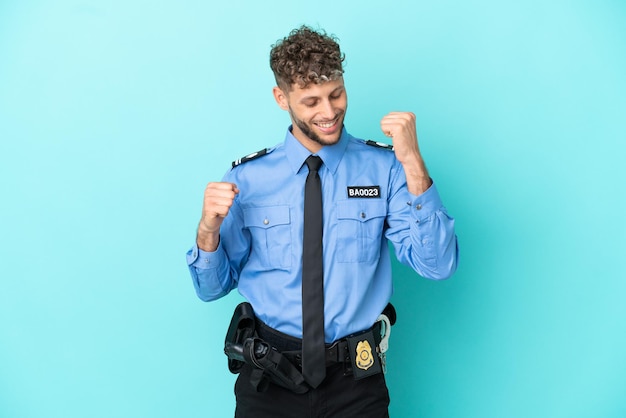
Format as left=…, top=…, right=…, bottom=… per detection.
left=234, top=363, right=390, bottom=418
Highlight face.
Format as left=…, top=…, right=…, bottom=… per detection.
left=273, top=78, right=348, bottom=152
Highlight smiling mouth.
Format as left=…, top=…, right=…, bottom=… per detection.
left=314, top=117, right=339, bottom=130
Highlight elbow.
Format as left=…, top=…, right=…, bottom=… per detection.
left=195, top=290, right=215, bottom=302
left=193, top=281, right=229, bottom=302
left=423, top=265, right=456, bottom=281
left=433, top=259, right=458, bottom=280
left=422, top=238, right=459, bottom=280
left=190, top=271, right=230, bottom=302
left=441, top=239, right=459, bottom=279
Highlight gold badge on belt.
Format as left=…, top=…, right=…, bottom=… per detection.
left=355, top=340, right=374, bottom=370
left=346, top=330, right=382, bottom=380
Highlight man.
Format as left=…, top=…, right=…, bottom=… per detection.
left=186, top=26, right=458, bottom=417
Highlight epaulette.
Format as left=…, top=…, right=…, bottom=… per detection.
left=232, top=148, right=270, bottom=168
left=365, top=140, right=394, bottom=150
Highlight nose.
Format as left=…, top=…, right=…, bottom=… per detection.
left=320, top=99, right=335, bottom=120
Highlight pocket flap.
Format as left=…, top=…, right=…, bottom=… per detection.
left=336, top=200, right=386, bottom=222
left=243, top=205, right=291, bottom=228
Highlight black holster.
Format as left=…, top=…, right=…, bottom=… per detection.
left=224, top=302, right=309, bottom=394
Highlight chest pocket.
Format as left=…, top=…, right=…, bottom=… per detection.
left=243, top=205, right=292, bottom=270
left=336, top=200, right=387, bottom=263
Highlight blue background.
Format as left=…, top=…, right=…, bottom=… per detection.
left=1, top=1, right=625, bottom=417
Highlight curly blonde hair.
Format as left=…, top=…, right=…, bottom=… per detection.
left=270, top=26, right=345, bottom=91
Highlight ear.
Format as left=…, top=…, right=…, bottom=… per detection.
left=272, top=86, right=289, bottom=111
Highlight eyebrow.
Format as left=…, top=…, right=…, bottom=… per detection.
left=299, top=86, right=344, bottom=103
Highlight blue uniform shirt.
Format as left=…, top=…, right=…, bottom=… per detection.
left=187, top=127, right=458, bottom=342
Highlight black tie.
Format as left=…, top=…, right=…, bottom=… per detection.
left=301, top=155, right=325, bottom=388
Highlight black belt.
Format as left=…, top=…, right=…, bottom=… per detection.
left=256, top=319, right=382, bottom=368
left=224, top=302, right=395, bottom=392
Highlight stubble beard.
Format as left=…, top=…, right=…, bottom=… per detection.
left=290, top=107, right=345, bottom=147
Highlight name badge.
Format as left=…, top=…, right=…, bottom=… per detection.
left=347, top=186, right=381, bottom=198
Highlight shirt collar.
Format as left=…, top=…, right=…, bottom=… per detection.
left=284, top=125, right=350, bottom=175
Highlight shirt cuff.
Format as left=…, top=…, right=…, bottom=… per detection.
left=408, top=181, right=443, bottom=222
left=186, top=242, right=224, bottom=269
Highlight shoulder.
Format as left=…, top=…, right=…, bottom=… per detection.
left=360, top=139, right=394, bottom=151
left=347, top=137, right=395, bottom=153
left=343, top=137, right=399, bottom=172
left=348, top=138, right=395, bottom=158
left=231, top=144, right=280, bottom=168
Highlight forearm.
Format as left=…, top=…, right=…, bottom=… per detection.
left=400, top=154, right=433, bottom=196
left=382, top=111, right=433, bottom=195
left=196, top=222, right=221, bottom=252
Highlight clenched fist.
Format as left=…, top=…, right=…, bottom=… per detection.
left=197, top=182, right=239, bottom=251
left=380, top=112, right=432, bottom=194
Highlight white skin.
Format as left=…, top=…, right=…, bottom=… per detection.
left=196, top=77, right=431, bottom=251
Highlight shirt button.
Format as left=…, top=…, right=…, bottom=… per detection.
left=263, top=218, right=269, bottom=225
left=360, top=212, right=366, bottom=219
left=415, top=204, right=422, bottom=210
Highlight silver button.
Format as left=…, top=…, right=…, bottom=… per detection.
left=415, top=204, right=422, bottom=210
left=263, top=218, right=269, bottom=225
